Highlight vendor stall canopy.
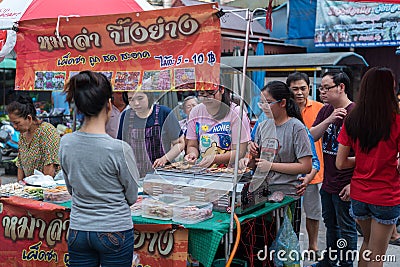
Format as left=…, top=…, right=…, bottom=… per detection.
left=0, top=0, right=154, bottom=58
left=220, top=52, right=368, bottom=72
left=18, top=0, right=153, bottom=22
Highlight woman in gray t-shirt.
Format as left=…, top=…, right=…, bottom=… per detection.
left=60, top=71, right=140, bottom=267
left=241, top=81, right=312, bottom=198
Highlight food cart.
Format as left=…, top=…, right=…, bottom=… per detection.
left=0, top=193, right=295, bottom=267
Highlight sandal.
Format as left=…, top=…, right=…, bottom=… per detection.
left=389, top=237, right=400, bottom=246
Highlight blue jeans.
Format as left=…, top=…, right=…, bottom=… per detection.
left=319, top=189, right=357, bottom=267
left=67, top=229, right=134, bottom=267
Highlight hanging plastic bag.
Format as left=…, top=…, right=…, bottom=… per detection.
left=270, top=208, right=301, bottom=267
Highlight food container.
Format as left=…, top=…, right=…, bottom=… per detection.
left=130, top=195, right=148, bottom=216
left=173, top=201, right=213, bottom=224
left=142, top=194, right=189, bottom=220
left=43, top=186, right=71, bottom=203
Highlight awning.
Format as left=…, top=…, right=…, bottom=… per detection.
left=221, top=52, right=368, bottom=71
left=0, top=58, right=16, bottom=69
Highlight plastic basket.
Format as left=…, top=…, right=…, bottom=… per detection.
left=212, top=258, right=248, bottom=267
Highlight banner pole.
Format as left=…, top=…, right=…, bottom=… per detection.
left=228, top=7, right=251, bottom=258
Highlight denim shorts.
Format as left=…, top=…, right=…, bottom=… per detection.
left=350, top=199, right=400, bottom=225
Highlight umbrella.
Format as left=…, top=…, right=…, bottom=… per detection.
left=249, top=39, right=265, bottom=118
left=0, top=0, right=33, bottom=58
left=19, top=0, right=153, bottom=22
left=0, top=0, right=153, bottom=58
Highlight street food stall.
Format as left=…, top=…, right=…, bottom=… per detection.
left=0, top=188, right=295, bottom=267
left=0, top=2, right=301, bottom=266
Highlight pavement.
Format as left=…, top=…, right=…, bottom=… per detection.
left=300, top=209, right=400, bottom=267
left=1, top=168, right=399, bottom=266
left=0, top=167, right=18, bottom=185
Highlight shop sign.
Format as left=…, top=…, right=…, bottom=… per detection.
left=0, top=197, right=188, bottom=267
left=15, top=3, right=221, bottom=91
left=0, top=197, right=70, bottom=267
left=315, top=0, right=400, bottom=47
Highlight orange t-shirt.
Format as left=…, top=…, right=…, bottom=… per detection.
left=302, top=99, right=324, bottom=184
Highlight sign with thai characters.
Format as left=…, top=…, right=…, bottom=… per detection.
left=15, top=3, right=220, bottom=91
left=315, top=0, right=400, bottom=47
left=0, top=197, right=188, bottom=267
left=0, top=197, right=70, bottom=267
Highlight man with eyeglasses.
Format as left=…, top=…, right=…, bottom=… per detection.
left=287, top=72, right=324, bottom=259
left=309, top=71, right=357, bottom=267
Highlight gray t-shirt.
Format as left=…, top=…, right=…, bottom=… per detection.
left=59, top=132, right=139, bottom=232
left=255, top=118, right=312, bottom=197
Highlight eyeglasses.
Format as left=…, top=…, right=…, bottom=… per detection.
left=198, top=90, right=219, bottom=98
left=290, top=86, right=308, bottom=92
left=257, top=99, right=282, bottom=108
left=318, top=84, right=338, bottom=92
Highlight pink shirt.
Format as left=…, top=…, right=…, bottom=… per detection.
left=186, top=103, right=251, bottom=156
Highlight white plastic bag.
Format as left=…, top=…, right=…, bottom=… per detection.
left=23, top=170, right=56, bottom=187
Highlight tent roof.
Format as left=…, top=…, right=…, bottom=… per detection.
left=221, top=52, right=368, bottom=71
left=20, top=0, right=153, bottom=21
left=0, top=58, right=16, bottom=69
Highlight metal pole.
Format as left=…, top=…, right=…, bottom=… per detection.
left=228, top=7, right=252, bottom=255
left=3, top=69, right=5, bottom=114
left=313, top=70, right=317, bottom=101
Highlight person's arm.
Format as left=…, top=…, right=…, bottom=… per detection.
left=42, top=164, right=57, bottom=177
left=310, top=119, right=331, bottom=141
left=153, top=135, right=185, bottom=167
left=310, top=108, right=348, bottom=141
left=199, top=142, right=247, bottom=168
left=263, top=156, right=312, bottom=175
left=42, top=124, right=61, bottom=177
left=336, top=144, right=355, bottom=170
left=185, top=139, right=200, bottom=163
left=17, top=168, right=25, bottom=182
left=119, top=143, right=139, bottom=206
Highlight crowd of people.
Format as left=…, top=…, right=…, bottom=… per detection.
left=5, top=68, right=400, bottom=267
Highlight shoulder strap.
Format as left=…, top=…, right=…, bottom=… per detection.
left=122, top=109, right=135, bottom=141
left=154, top=105, right=161, bottom=125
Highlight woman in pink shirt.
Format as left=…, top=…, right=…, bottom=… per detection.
left=184, top=84, right=251, bottom=168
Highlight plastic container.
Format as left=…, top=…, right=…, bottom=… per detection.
left=130, top=195, right=148, bottom=216
left=173, top=201, right=213, bottom=224
left=43, top=187, right=71, bottom=203
left=156, top=194, right=190, bottom=205
left=142, top=194, right=189, bottom=220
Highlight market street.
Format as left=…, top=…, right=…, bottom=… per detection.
left=1, top=166, right=399, bottom=266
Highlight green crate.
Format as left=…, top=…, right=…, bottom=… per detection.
left=212, top=258, right=247, bottom=267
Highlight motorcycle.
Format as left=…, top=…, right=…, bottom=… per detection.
left=0, top=121, right=20, bottom=160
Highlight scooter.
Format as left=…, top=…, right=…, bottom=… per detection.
left=0, top=121, right=20, bottom=159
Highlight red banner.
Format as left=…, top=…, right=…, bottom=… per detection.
left=0, top=197, right=70, bottom=267
left=134, top=224, right=188, bottom=267
left=15, top=4, right=221, bottom=91
left=0, top=197, right=188, bottom=267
